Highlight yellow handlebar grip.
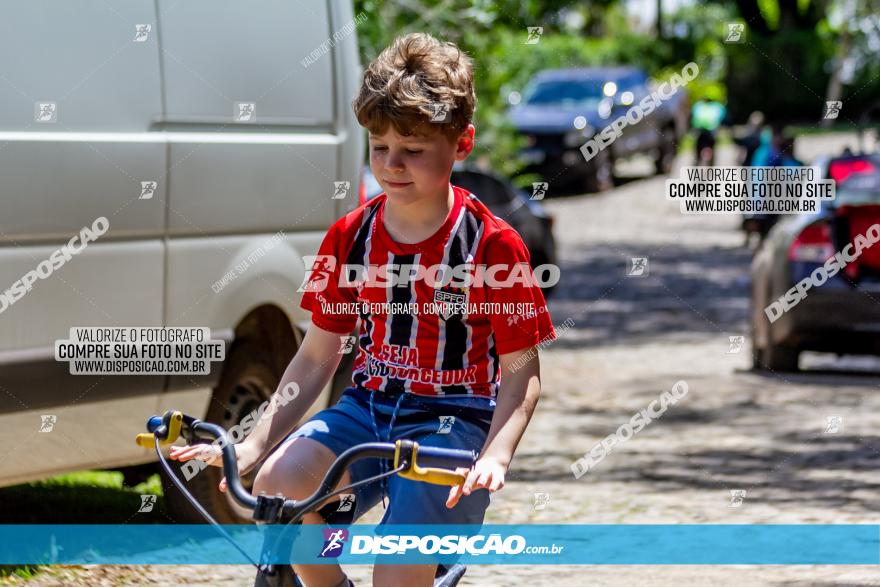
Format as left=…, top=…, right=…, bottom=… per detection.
left=135, top=433, right=157, bottom=448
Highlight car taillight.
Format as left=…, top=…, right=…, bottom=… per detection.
left=829, top=158, right=876, bottom=185
left=837, top=204, right=880, bottom=280
left=788, top=222, right=833, bottom=262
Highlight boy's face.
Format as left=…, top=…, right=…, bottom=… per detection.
left=369, top=123, right=475, bottom=204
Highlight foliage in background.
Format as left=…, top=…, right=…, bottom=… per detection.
left=352, top=0, right=880, bottom=162
left=711, top=0, right=880, bottom=123
left=352, top=1, right=701, bottom=182
left=724, top=27, right=834, bottom=122
left=663, top=3, right=737, bottom=103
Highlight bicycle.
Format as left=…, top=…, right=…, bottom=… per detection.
left=136, top=410, right=478, bottom=587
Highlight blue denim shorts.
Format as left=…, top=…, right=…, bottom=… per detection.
left=279, top=386, right=493, bottom=525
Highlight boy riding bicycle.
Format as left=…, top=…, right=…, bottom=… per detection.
left=171, top=32, right=556, bottom=587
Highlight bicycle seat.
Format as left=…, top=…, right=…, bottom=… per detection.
left=434, top=563, right=467, bottom=586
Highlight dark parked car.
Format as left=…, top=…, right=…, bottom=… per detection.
left=751, top=153, right=880, bottom=371
left=361, top=165, right=557, bottom=296
left=508, top=67, right=689, bottom=193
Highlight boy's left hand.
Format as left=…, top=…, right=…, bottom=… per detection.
left=445, top=456, right=507, bottom=508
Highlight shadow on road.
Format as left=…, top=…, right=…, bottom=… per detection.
left=549, top=241, right=753, bottom=343
left=514, top=429, right=880, bottom=513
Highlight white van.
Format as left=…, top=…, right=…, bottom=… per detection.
left=0, top=0, right=364, bottom=522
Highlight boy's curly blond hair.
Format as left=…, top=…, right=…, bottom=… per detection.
left=352, top=32, right=475, bottom=142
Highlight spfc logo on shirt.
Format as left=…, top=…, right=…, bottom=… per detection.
left=433, top=287, right=467, bottom=321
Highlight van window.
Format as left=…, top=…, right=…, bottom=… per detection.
left=158, top=0, right=334, bottom=126
left=0, top=1, right=161, bottom=131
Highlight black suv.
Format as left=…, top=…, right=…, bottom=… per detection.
left=509, top=67, right=689, bottom=193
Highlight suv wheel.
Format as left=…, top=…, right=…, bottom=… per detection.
left=761, top=342, right=800, bottom=372
left=654, top=129, right=677, bottom=175
left=583, top=149, right=614, bottom=193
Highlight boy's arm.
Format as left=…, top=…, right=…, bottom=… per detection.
left=446, top=345, right=541, bottom=508
left=233, top=324, right=346, bottom=472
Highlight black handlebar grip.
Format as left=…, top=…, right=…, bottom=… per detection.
left=416, top=446, right=478, bottom=470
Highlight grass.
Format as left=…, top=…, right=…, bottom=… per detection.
left=0, top=470, right=164, bottom=524
left=0, top=469, right=165, bottom=581
left=0, top=565, right=40, bottom=582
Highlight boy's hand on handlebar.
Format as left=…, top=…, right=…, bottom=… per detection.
left=445, top=456, right=506, bottom=509
left=168, top=442, right=260, bottom=494
left=168, top=444, right=230, bottom=494
left=169, top=443, right=224, bottom=467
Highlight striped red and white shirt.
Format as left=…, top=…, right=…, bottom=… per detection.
left=301, top=184, right=556, bottom=399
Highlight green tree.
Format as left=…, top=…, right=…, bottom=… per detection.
left=710, top=0, right=880, bottom=122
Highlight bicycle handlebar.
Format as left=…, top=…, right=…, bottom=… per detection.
left=136, top=410, right=479, bottom=523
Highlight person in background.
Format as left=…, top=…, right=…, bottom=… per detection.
left=750, top=123, right=781, bottom=167
left=734, top=110, right=765, bottom=166
left=744, top=124, right=802, bottom=244
left=691, top=87, right=727, bottom=166
left=769, top=133, right=803, bottom=167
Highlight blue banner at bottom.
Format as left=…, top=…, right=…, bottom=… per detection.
left=0, top=525, right=877, bottom=565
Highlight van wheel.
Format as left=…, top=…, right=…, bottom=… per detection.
left=161, top=341, right=284, bottom=524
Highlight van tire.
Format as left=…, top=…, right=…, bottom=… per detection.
left=161, top=341, right=285, bottom=524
